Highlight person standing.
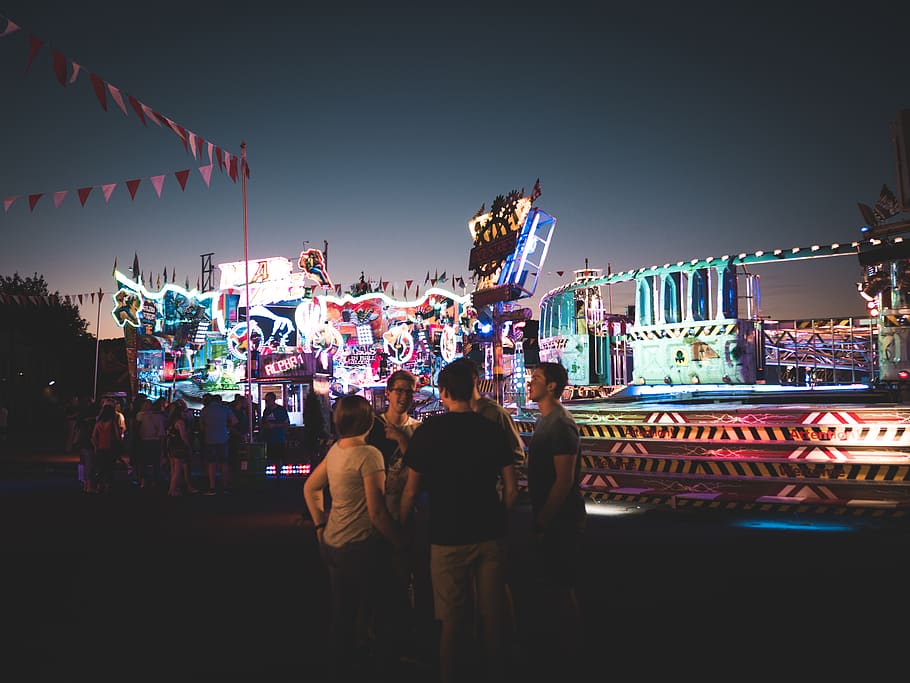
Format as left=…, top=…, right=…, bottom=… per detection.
left=165, top=401, right=196, bottom=496
left=400, top=360, right=518, bottom=683
left=200, top=394, right=237, bottom=495
left=366, top=370, right=425, bottom=656
left=135, top=397, right=166, bottom=489
left=261, top=392, right=290, bottom=480
left=525, top=361, right=586, bottom=677
left=90, top=404, right=122, bottom=495
left=303, top=394, right=402, bottom=681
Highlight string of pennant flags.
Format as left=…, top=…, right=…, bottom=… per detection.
left=0, top=13, right=248, bottom=213
left=0, top=289, right=107, bottom=307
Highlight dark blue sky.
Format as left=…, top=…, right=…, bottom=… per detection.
left=2, top=2, right=908, bottom=338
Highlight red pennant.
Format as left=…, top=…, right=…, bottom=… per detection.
left=406, top=280, right=413, bottom=290
left=128, top=96, right=147, bottom=125
left=229, top=157, right=238, bottom=182
left=24, top=35, right=43, bottom=74
left=77, top=187, right=93, bottom=206
left=90, top=74, right=108, bottom=111
left=176, top=125, right=189, bottom=153
left=195, top=136, right=204, bottom=159
left=51, top=49, right=67, bottom=87
left=215, top=147, right=224, bottom=171
left=174, top=169, right=190, bottom=191
left=126, top=179, right=142, bottom=199
left=28, top=193, right=44, bottom=211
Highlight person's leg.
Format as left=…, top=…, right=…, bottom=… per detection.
left=430, top=544, right=472, bottom=683
left=474, top=539, right=507, bottom=679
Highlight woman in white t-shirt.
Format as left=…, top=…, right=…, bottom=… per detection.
left=303, top=394, right=402, bottom=679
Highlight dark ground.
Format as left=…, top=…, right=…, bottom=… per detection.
left=3, top=444, right=910, bottom=681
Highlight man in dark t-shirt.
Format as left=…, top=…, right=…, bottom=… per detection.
left=400, top=361, right=517, bottom=683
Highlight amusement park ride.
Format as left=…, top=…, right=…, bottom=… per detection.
left=523, top=109, right=910, bottom=516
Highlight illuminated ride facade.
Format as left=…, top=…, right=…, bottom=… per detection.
left=111, top=250, right=473, bottom=425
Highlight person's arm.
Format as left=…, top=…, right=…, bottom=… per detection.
left=303, top=460, right=329, bottom=541
left=399, top=466, right=421, bottom=527
left=364, top=470, right=401, bottom=548
left=384, top=422, right=413, bottom=454
left=500, top=463, right=518, bottom=511
left=536, top=452, right=577, bottom=529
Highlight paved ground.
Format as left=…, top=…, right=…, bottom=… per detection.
left=3, top=445, right=910, bottom=681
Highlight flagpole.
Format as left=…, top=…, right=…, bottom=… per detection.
left=241, top=141, right=254, bottom=439
left=93, top=287, right=103, bottom=402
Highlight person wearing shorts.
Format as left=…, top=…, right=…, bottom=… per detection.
left=400, top=360, right=517, bottom=683
left=200, top=394, right=236, bottom=494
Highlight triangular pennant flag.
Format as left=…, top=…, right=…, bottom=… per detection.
left=127, top=95, right=146, bottom=125
left=439, top=271, right=447, bottom=282
left=223, top=151, right=231, bottom=171
left=78, top=187, right=93, bottom=206
left=187, top=132, right=198, bottom=159
left=51, top=49, right=67, bottom=87
left=406, top=280, right=413, bottom=291
left=1, top=18, right=21, bottom=37
left=424, top=272, right=430, bottom=285
left=174, top=169, right=190, bottom=191
left=391, top=286, right=395, bottom=298
left=381, top=281, right=389, bottom=291
left=172, top=268, right=176, bottom=283
left=215, top=147, right=224, bottom=171
left=156, top=274, right=161, bottom=289
left=106, top=84, right=128, bottom=115
left=335, top=284, right=342, bottom=295
left=556, top=271, right=564, bottom=277
left=150, top=175, right=165, bottom=197
left=112, top=257, right=118, bottom=275
left=78, top=293, right=84, bottom=305
left=229, top=157, right=238, bottom=182
left=162, top=267, right=168, bottom=283
left=4, top=196, right=19, bottom=212
left=197, top=164, right=213, bottom=188
left=141, top=103, right=161, bottom=126
left=101, top=184, right=117, bottom=202
left=89, top=74, right=108, bottom=111
left=185, top=276, right=190, bottom=290
left=126, top=179, right=141, bottom=199
left=133, top=252, right=140, bottom=277
left=195, top=276, right=200, bottom=290
left=196, top=136, right=204, bottom=159
left=28, top=193, right=44, bottom=211
left=175, top=125, right=189, bottom=152
left=207, top=141, right=214, bottom=165
left=53, top=190, right=68, bottom=208
left=69, top=61, right=81, bottom=84
left=24, top=35, right=43, bottom=74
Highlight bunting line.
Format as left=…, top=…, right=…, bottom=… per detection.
left=3, top=163, right=218, bottom=213
left=0, top=13, right=250, bottom=181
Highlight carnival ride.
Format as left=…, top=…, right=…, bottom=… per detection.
left=528, top=227, right=910, bottom=516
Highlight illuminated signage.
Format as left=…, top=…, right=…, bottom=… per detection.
left=262, top=352, right=316, bottom=378
left=218, top=257, right=294, bottom=289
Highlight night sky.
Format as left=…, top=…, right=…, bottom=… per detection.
left=2, top=2, right=908, bottom=339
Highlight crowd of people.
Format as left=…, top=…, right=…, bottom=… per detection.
left=64, top=358, right=586, bottom=682
left=305, top=359, right=586, bottom=683
left=71, top=391, right=261, bottom=496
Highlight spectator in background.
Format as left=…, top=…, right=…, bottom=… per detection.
left=261, top=392, right=290, bottom=480
left=200, top=394, right=237, bottom=495
left=165, top=400, right=197, bottom=496
left=135, top=397, right=166, bottom=489
left=91, top=403, right=122, bottom=495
